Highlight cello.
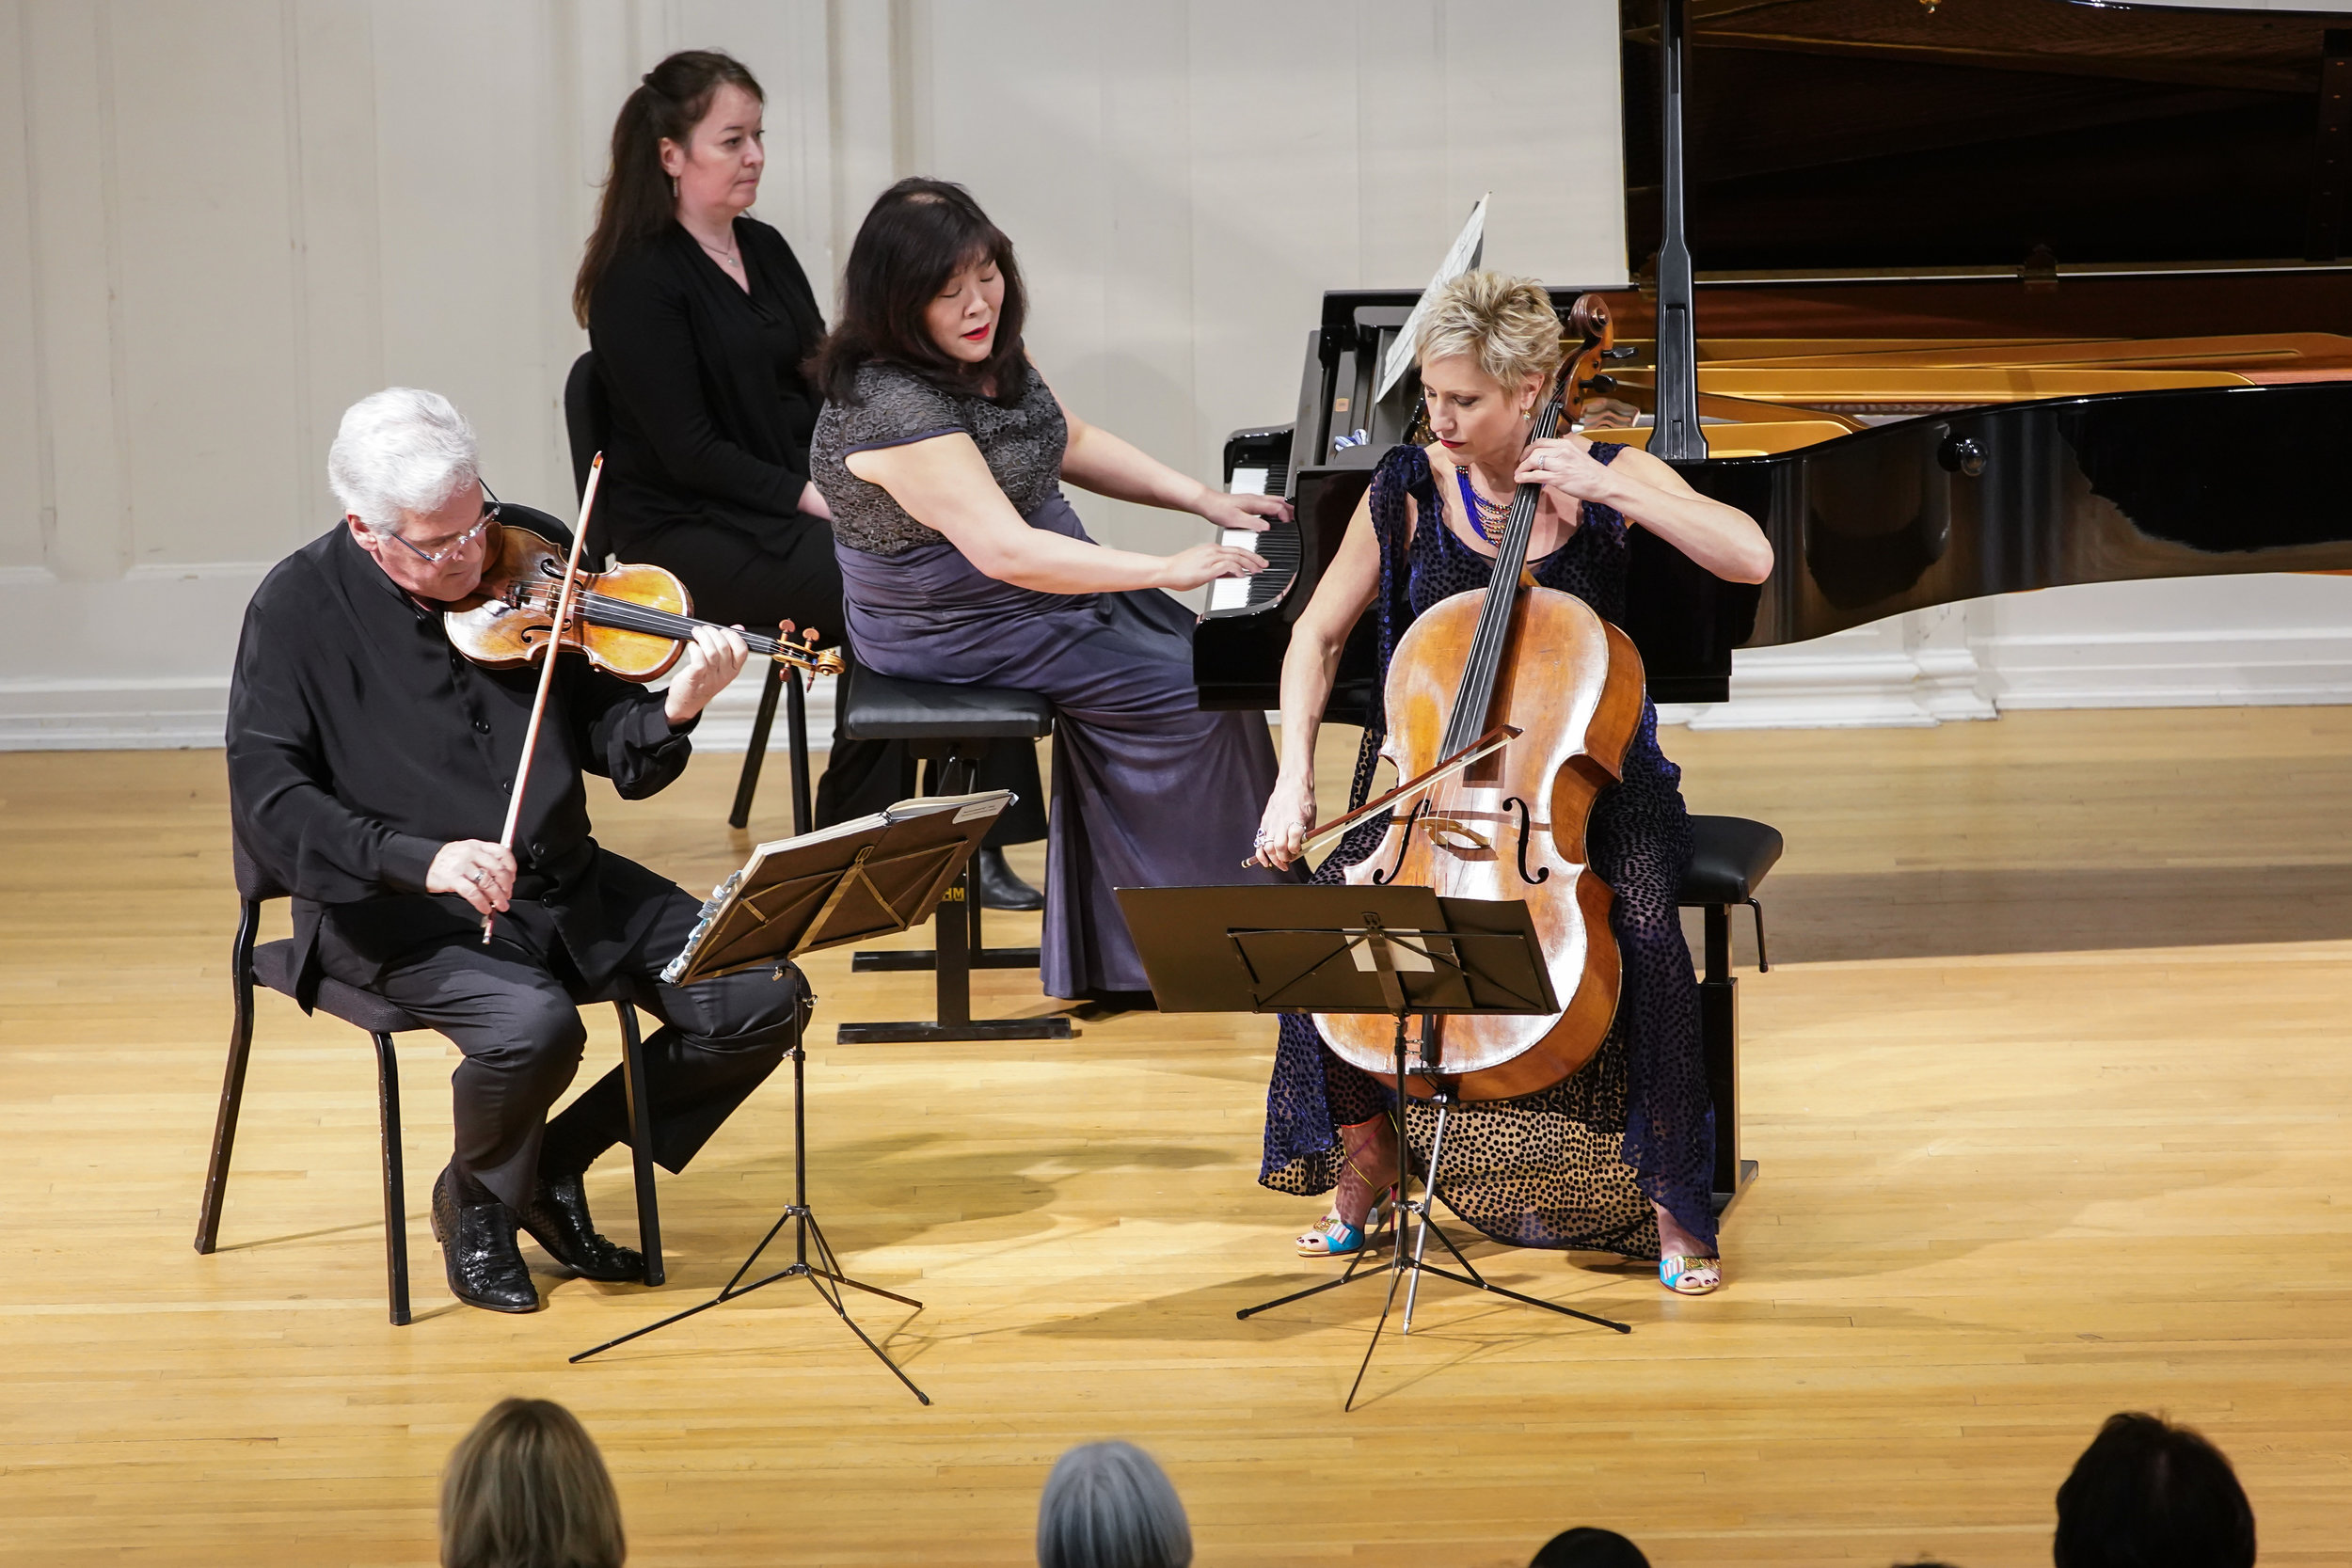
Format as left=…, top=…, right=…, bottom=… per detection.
left=1316, top=295, right=1645, bottom=1101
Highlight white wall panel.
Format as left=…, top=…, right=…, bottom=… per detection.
left=113, top=1, right=305, bottom=566
left=0, top=0, right=2338, bottom=749
left=0, top=0, right=46, bottom=570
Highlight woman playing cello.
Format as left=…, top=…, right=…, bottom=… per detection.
left=1251, top=273, right=1772, bottom=1294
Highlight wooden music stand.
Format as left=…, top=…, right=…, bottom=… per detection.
left=1117, top=883, right=1631, bottom=1411
left=572, top=790, right=1015, bottom=1401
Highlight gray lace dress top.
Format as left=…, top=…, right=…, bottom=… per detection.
left=808, top=360, right=1069, bottom=552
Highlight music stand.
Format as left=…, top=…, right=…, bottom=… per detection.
left=1118, top=884, right=1632, bottom=1410
left=570, top=790, right=1017, bottom=1402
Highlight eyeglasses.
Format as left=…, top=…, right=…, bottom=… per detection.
left=388, top=483, right=501, bottom=564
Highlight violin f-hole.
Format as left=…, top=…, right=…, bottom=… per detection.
left=1502, top=796, right=1549, bottom=886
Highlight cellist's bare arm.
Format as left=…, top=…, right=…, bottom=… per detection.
left=1254, top=488, right=1392, bottom=868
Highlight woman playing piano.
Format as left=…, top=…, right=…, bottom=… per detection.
left=806, top=178, right=1295, bottom=1005
left=1250, top=272, right=1772, bottom=1294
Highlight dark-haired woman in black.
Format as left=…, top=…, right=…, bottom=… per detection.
left=808, top=179, right=1293, bottom=1002
left=577, top=52, right=1043, bottom=890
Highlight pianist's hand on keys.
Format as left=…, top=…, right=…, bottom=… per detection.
left=1205, top=466, right=1299, bottom=615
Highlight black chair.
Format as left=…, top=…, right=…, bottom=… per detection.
left=1677, top=815, right=1781, bottom=1212
left=833, top=665, right=1072, bottom=1044
left=193, top=836, right=666, bottom=1324
left=563, top=350, right=811, bottom=835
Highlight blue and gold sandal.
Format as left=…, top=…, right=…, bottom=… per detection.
left=1659, top=1254, right=1722, bottom=1294
left=1295, top=1191, right=1395, bottom=1259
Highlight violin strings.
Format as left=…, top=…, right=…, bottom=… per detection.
left=513, top=584, right=787, bottom=657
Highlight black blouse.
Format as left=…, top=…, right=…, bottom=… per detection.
left=589, top=217, right=827, bottom=546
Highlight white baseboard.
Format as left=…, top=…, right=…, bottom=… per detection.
left=0, top=668, right=839, bottom=752
left=0, top=676, right=236, bottom=749
left=1979, top=625, right=2352, bottom=710
left=4, top=577, right=2344, bottom=748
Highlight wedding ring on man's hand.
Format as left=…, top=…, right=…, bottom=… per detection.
left=469, top=869, right=488, bottom=886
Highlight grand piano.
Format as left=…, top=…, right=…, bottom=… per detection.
left=1194, top=0, right=2352, bottom=717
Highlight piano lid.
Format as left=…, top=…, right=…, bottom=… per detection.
left=1620, top=0, right=2352, bottom=276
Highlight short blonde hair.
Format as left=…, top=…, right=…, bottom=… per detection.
left=440, top=1399, right=625, bottom=1568
left=1414, top=270, right=1564, bottom=394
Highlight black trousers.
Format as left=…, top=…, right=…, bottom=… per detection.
left=348, top=885, right=801, bottom=1212
left=620, top=507, right=1045, bottom=841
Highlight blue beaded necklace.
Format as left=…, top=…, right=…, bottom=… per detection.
left=1454, top=466, right=1513, bottom=546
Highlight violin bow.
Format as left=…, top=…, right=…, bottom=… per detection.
left=483, top=453, right=603, bottom=943
left=1244, top=723, right=1521, bottom=868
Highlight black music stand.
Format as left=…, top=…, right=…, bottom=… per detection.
left=1118, top=884, right=1631, bottom=1410
left=569, top=793, right=1015, bottom=1401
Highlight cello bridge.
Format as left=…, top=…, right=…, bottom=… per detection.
left=1421, top=816, right=1492, bottom=853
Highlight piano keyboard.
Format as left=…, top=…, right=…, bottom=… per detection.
left=1204, top=467, right=1302, bottom=616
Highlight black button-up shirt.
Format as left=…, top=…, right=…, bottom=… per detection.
left=226, top=512, right=696, bottom=1000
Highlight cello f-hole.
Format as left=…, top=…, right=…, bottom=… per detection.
left=1370, top=800, right=1426, bottom=887
left=1502, top=796, right=1550, bottom=886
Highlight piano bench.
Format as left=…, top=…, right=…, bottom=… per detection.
left=833, top=666, right=1069, bottom=1047
left=1676, top=814, right=1784, bottom=1215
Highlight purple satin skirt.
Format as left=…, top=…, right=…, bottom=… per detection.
left=834, top=491, right=1289, bottom=995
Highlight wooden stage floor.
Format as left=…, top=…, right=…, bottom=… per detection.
left=5, top=706, right=2351, bottom=1566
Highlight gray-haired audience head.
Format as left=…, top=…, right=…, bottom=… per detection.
left=327, top=387, right=480, bottom=535
left=1036, top=1440, right=1191, bottom=1568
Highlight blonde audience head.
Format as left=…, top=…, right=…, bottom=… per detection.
left=440, top=1398, right=625, bottom=1568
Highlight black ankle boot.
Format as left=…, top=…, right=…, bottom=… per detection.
left=519, top=1168, right=645, bottom=1283
left=973, top=847, right=1043, bottom=911
left=432, top=1167, right=541, bottom=1313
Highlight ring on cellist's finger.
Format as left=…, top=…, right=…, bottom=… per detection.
left=468, top=869, right=487, bottom=886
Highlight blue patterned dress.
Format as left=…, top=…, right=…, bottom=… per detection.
left=1257, top=442, right=1717, bottom=1257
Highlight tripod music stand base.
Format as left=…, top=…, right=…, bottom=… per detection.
left=852, top=948, right=1041, bottom=973
left=567, top=1033, right=930, bottom=1402
left=837, top=1018, right=1072, bottom=1044
left=568, top=1206, right=930, bottom=1403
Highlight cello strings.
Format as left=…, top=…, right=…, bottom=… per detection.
left=1443, top=394, right=1566, bottom=756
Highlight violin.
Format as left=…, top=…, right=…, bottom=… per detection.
left=1317, top=294, right=1645, bottom=1101
left=444, top=522, right=846, bottom=683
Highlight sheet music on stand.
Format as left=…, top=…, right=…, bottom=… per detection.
left=662, top=790, right=1014, bottom=986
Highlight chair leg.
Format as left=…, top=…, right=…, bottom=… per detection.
left=729, top=660, right=787, bottom=830
left=616, top=1003, right=664, bottom=1286
left=785, top=664, right=813, bottom=837
left=195, top=900, right=262, bottom=1254
left=373, top=1032, right=410, bottom=1327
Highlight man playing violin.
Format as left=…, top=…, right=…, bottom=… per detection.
left=227, top=387, right=795, bottom=1314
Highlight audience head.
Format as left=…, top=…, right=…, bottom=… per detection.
left=1035, top=1440, right=1191, bottom=1568
left=575, top=48, right=767, bottom=325
left=328, top=388, right=493, bottom=599
left=2053, top=1411, right=2253, bottom=1568
left=1530, top=1526, right=1650, bottom=1568
left=439, top=1397, right=625, bottom=1568
left=812, top=177, right=1029, bottom=407
left=1413, top=269, right=1565, bottom=466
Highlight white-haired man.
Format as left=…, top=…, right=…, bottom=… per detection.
left=228, top=387, right=795, bottom=1314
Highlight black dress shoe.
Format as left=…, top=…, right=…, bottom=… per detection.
left=973, top=847, right=1044, bottom=911
left=518, top=1167, right=645, bottom=1283
left=431, top=1168, right=541, bottom=1314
